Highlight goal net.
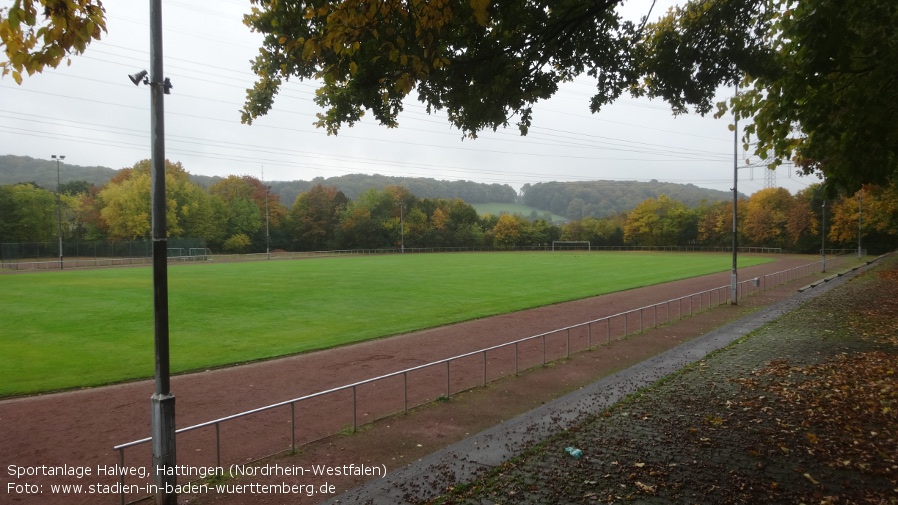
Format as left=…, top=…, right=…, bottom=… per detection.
left=552, top=241, right=591, bottom=251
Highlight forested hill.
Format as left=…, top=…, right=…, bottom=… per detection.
left=2, top=155, right=737, bottom=216
left=0, top=155, right=516, bottom=206
left=266, top=173, right=517, bottom=207
left=0, top=154, right=117, bottom=188
left=521, top=180, right=742, bottom=219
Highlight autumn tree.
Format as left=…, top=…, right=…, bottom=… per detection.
left=624, top=195, right=694, bottom=246
left=562, top=215, right=625, bottom=247
left=742, top=187, right=794, bottom=248
left=99, top=168, right=153, bottom=239
left=491, top=213, right=523, bottom=249
left=0, top=0, right=106, bottom=83
left=335, top=187, right=403, bottom=248
left=829, top=182, right=898, bottom=253
left=289, top=183, right=349, bottom=250
left=69, top=184, right=106, bottom=240
left=696, top=200, right=735, bottom=248
left=785, top=186, right=820, bottom=253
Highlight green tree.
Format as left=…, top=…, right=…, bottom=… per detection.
left=179, top=188, right=227, bottom=247
left=58, top=180, right=93, bottom=196
left=0, top=183, right=56, bottom=241
left=337, top=204, right=377, bottom=249
left=222, top=233, right=252, bottom=254
left=210, top=175, right=285, bottom=251
left=242, top=0, right=633, bottom=136
left=637, top=0, right=898, bottom=193
left=0, top=0, right=106, bottom=83
left=226, top=198, right=262, bottom=242
left=289, top=184, right=348, bottom=250
left=98, top=160, right=209, bottom=240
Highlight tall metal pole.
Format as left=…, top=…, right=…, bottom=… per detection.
left=52, top=155, right=65, bottom=270
left=266, top=188, right=271, bottom=259
left=730, top=84, right=739, bottom=305
left=399, top=203, right=405, bottom=253
left=263, top=166, right=270, bottom=259
left=857, top=194, right=862, bottom=258
left=821, top=200, right=826, bottom=273
left=148, top=0, right=176, bottom=503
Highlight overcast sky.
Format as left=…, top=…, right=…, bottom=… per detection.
left=1, top=0, right=815, bottom=196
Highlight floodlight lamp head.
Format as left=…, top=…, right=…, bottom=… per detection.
left=129, top=70, right=149, bottom=86
left=163, top=77, right=173, bottom=95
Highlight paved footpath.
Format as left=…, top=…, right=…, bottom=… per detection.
left=328, top=255, right=895, bottom=504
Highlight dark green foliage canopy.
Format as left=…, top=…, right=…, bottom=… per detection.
left=635, top=0, right=898, bottom=194
left=242, top=0, right=632, bottom=136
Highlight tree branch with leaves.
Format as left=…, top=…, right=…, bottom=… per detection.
left=0, top=0, right=106, bottom=83
left=242, top=0, right=631, bottom=137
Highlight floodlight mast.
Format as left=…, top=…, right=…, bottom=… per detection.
left=147, top=0, right=176, bottom=503
left=52, top=155, right=65, bottom=270
left=730, top=83, right=739, bottom=305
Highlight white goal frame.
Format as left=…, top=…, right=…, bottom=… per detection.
left=189, top=247, right=213, bottom=261
left=552, top=241, right=591, bottom=251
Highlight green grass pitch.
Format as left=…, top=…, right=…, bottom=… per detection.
left=0, top=252, right=770, bottom=396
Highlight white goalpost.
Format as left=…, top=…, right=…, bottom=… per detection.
left=552, top=241, right=591, bottom=251
left=188, top=248, right=213, bottom=261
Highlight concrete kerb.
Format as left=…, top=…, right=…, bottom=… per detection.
left=326, top=258, right=884, bottom=505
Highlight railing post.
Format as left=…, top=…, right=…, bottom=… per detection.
left=118, top=448, right=125, bottom=505
left=514, top=342, right=519, bottom=375
left=290, top=403, right=296, bottom=453
left=403, top=372, right=408, bottom=413
left=352, top=386, right=357, bottom=432
left=607, top=318, right=611, bottom=343
left=446, top=361, right=450, bottom=397
left=587, top=322, right=592, bottom=348
left=482, top=350, right=487, bottom=386
left=215, top=422, right=221, bottom=468
left=566, top=329, right=570, bottom=357
left=542, top=335, right=546, bottom=365
left=639, top=308, right=643, bottom=333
